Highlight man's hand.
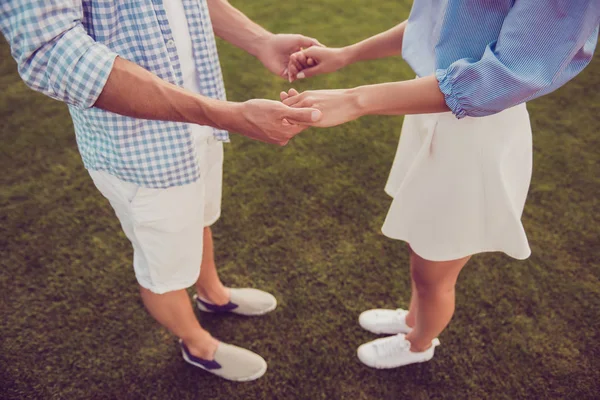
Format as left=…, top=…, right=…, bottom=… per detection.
left=280, top=88, right=362, bottom=128
left=254, top=34, right=322, bottom=80
left=225, top=99, right=322, bottom=146
left=288, top=47, right=350, bottom=82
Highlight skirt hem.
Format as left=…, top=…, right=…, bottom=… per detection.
left=381, top=228, right=532, bottom=262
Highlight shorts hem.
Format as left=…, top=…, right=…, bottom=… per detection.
left=136, top=270, right=201, bottom=295
left=203, top=211, right=221, bottom=228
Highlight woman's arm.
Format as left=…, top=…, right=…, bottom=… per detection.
left=281, top=75, right=448, bottom=127
left=435, top=1, right=599, bottom=118
left=345, top=21, right=407, bottom=64
left=287, top=21, right=407, bottom=81
left=285, top=0, right=599, bottom=124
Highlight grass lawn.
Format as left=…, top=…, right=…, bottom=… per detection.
left=1, top=1, right=599, bottom=399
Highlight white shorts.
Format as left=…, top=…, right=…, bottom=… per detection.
left=382, top=104, right=532, bottom=261
left=89, top=127, right=224, bottom=294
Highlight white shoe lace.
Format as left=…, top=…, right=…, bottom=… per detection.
left=373, top=335, right=410, bottom=357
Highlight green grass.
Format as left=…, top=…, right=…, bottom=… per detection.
left=1, top=1, right=599, bottom=399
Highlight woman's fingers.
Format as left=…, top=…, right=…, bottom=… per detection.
left=295, top=52, right=311, bottom=68
left=290, top=54, right=305, bottom=72
left=283, top=94, right=303, bottom=107
left=282, top=89, right=305, bottom=107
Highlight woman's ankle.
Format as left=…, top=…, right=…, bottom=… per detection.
left=405, top=333, right=433, bottom=352
left=405, top=312, right=416, bottom=328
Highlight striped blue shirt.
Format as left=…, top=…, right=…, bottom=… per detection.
left=403, top=0, right=600, bottom=118
left=1, top=0, right=228, bottom=188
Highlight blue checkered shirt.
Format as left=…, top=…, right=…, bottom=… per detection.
left=1, top=0, right=229, bottom=188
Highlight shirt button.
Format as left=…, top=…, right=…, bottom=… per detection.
left=167, top=39, right=175, bottom=47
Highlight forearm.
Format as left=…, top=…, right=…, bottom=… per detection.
left=343, top=21, right=407, bottom=65
left=206, top=0, right=271, bottom=57
left=94, top=57, right=240, bottom=129
left=353, top=75, right=449, bottom=116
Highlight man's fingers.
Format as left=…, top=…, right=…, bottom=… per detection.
left=280, top=91, right=289, bottom=101
left=297, top=35, right=322, bottom=49
left=288, top=88, right=300, bottom=97
left=283, top=107, right=322, bottom=125
left=287, top=63, right=300, bottom=82
left=306, top=37, right=324, bottom=47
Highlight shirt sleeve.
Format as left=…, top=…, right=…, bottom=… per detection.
left=0, top=1, right=118, bottom=109
left=436, top=0, right=600, bottom=119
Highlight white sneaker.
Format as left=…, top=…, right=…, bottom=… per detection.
left=359, top=308, right=413, bottom=334
left=357, top=333, right=440, bottom=369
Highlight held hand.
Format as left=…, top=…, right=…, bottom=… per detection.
left=234, top=99, right=322, bottom=145
left=287, top=46, right=349, bottom=82
left=255, top=34, right=322, bottom=80
left=280, top=88, right=362, bottom=128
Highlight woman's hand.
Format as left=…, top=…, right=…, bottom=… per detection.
left=280, top=88, right=363, bottom=127
left=287, top=47, right=351, bottom=82
left=254, top=34, right=322, bottom=79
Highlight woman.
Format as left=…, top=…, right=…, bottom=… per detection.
left=282, top=1, right=599, bottom=369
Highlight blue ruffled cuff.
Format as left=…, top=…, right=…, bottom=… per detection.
left=435, top=69, right=467, bottom=119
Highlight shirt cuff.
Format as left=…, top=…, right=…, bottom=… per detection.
left=47, top=25, right=118, bottom=109
left=435, top=68, right=467, bottom=119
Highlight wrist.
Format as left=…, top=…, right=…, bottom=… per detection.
left=348, top=86, right=370, bottom=117
left=341, top=44, right=360, bottom=66
left=248, top=31, right=274, bottom=58
left=346, top=87, right=368, bottom=119
left=200, top=98, right=243, bottom=131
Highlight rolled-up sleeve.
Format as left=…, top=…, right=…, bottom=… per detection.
left=0, top=1, right=118, bottom=108
left=436, top=0, right=599, bottom=119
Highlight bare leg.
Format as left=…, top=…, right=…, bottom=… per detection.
left=405, top=251, right=470, bottom=352
left=405, top=246, right=418, bottom=328
left=140, top=286, right=218, bottom=359
left=195, top=227, right=229, bottom=305
left=405, top=279, right=418, bottom=329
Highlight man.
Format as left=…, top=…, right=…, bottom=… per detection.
left=1, top=0, right=322, bottom=381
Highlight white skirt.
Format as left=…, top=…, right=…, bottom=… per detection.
left=382, top=104, right=533, bottom=261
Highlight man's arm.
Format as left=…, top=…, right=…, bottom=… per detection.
left=95, top=57, right=321, bottom=145
left=205, top=0, right=271, bottom=58
left=206, top=0, right=321, bottom=78
left=0, top=1, right=321, bottom=145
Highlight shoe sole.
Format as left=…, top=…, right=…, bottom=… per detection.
left=358, top=355, right=434, bottom=369
left=358, top=319, right=412, bottom=335
left=181, top=348, right=268, bottom=382
left=193, top=294, right=277, bottom=316
left=360, top=325, right=413, bottom=335
left=357, top=338, right=441, bottom=369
